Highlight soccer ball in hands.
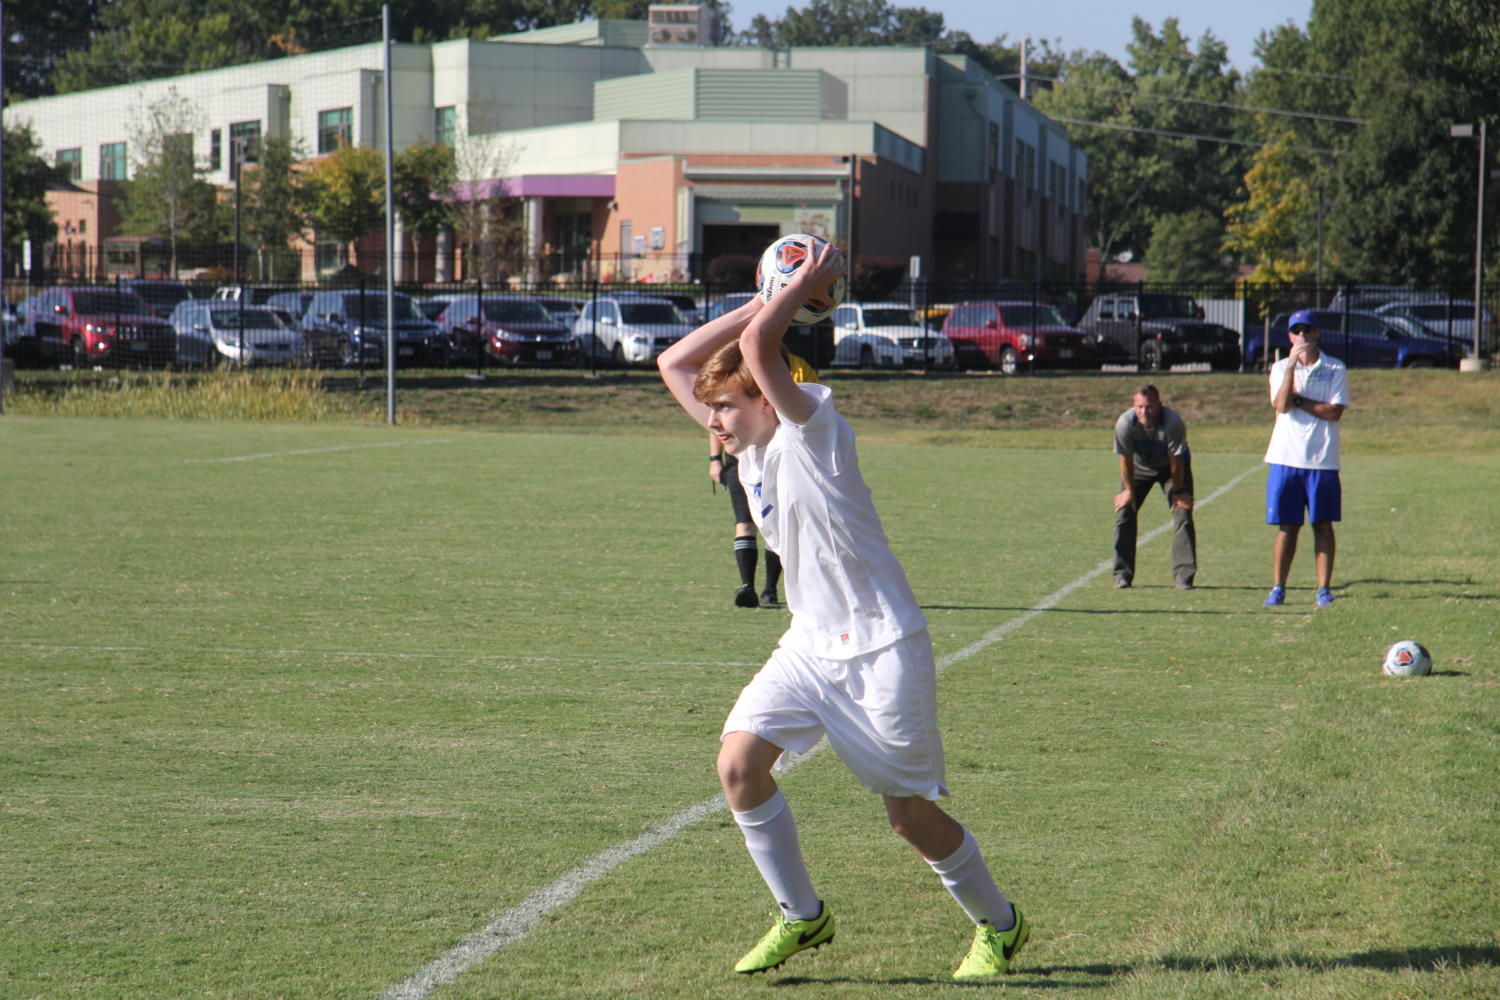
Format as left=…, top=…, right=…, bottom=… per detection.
left=1382, top=640, right=1432, bottom=677
left=755, top=233, right=847, bottom=324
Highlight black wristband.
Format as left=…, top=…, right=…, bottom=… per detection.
left=709, top=455, right=722, bottom=461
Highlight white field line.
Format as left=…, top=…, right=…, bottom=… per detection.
left=375, top=461, right=1264, bottom=1000
left=183, top=438, right=452, bottom=464
left=0, top=642, right=757, bottom=669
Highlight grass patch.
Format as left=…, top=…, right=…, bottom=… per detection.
left=5, top=367, right=383, bottom=422
left=0, top=369, right=1496, bottom=999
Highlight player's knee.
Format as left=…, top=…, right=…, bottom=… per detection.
left=716, top=744, right=757, bottom=793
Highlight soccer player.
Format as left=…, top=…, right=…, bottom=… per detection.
left=658, top=241, right=1027, bottom=981
left=1111, top=384, right=1196, bottom=589
left=708, top=353, right=817, bottom=608
left=1263, top=310, right=1349, bottom=607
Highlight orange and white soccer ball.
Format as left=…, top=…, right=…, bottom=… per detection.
left=1382, top=640, right=1432, bottom=677
left=755, top=233, right=847, bottom=324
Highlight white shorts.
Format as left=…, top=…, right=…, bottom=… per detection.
left=722, top=629, right=948, bottom=800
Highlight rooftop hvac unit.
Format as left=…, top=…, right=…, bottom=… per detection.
left=647, top=4, right=720, bottom=46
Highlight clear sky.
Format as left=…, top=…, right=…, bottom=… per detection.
left=723, top=0, right=1313, bottom=71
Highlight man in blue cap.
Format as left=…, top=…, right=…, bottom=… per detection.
left=1263, top=310, right=1349, bottom=607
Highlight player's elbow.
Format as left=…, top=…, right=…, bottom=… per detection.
left=1326, top=404, right=1346, bottom=422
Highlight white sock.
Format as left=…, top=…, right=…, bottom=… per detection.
left=731, top=789, right=821, bottom=921
left=927, top=827, right=1015, bottom=929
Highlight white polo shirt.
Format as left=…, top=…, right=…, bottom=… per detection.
left=1264, top=353, right=1349, bottom=470
left=736, top=383, right=927, bottom=660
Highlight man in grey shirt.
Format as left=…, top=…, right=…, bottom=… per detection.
left=1112, top=384, right=1196, bottom=589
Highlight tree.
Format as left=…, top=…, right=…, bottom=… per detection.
left=240, top=134, right=309, bottom=280
left=445, top=105, right=521, bottom=282
left=1146, top=210, right=1234, bottom=284
left=44, top=0, right=628, bottom=93
left=1228, top=1, right=1500, bottom=288
left=1033, top=18, right=1251, bottom=279
left=393, top=140, right=456, bottom=270
left=119, top=89, right=226, bottom=275
left=302, top=144, right=386, bottom=269
left=52, top=6, right=251, bottom=92
left=746, top=0, right=948, bottom=47
left=2, top=0, right=104, bottom=98
left=1222, top=135, right=1316, bottom=287
left=2, top=123, right=59, bottom=268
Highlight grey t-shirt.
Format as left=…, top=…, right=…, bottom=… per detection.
left=1114, top=406, right=1189, bottom=478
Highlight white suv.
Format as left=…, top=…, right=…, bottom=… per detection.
left=570, top=296, right=694, bottom=366
left=830, top=302, right=952, bottom=368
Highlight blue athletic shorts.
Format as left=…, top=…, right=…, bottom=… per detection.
left=1266, top=464, right=1341, bottom=525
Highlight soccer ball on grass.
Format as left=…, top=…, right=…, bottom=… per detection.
left=755, top=233, right=847, bottom=324
left=1382, top=640, right=1432, bottom=677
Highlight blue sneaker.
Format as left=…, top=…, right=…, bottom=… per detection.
left=1263, top=585, right=1285, bottom=607
left=1315, top=588, right=1334, bottom=607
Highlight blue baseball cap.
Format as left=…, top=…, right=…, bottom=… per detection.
left=1287, top=309, right=1317, bottom=331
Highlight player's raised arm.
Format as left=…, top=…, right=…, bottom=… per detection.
left=741, top=241, right=844, bottom=426
left=659, top=295, right=766, bottom=428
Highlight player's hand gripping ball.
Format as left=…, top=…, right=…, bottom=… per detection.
left=755, top=233, right=847, bottom=324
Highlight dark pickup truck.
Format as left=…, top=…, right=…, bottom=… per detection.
left=1077, top=292, right=1241, bottom=371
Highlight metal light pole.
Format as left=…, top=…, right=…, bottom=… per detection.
left=233, top=141, right=244, bottom=364
left=1449, top=121, right=1487, bottom=365
left=232, top=134, right=258, bottom=365
left=382, top=4, right=397, bottom=424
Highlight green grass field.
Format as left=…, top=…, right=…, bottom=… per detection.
left=2, top=370, right=1497, bottom=999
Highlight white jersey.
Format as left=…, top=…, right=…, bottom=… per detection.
left=736, top=382, right=927, bottom=659
left=1264, top=353, right=1349, bottom=470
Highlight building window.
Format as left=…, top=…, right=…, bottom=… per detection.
left=209, top=129, right=222, bottom=171
left=229, top=121, right=261, bottom=180
left=79, top=219, right=88, bottom=235
left=318, top=107, right=353, bottom=153
left=56, top=147, right=83, bottom=181
left=99, top=142, right=127, bottom=181
left=315, top=239, right=345, bottom=273
left=435, top=106, right=456, bottom=147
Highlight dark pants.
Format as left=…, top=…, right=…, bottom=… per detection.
left=1113, top=459, right=1196, bottom=586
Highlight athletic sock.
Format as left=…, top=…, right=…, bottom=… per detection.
left=730, top=789, right=821, bottom=922
left=734, top=537, right=758, bottom=587
left=763, top=549, right=783, bottom=593
left=927, top=827, right=1015, bottom=929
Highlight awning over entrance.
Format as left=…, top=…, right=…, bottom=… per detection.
left=692, top=185, right=842, bottom=203
left=449, top=175, right=616, bottom=200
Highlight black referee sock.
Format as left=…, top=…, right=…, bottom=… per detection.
left=734, top=537, right=758, bottom=587
left=763, top=549, right=783, bottom=593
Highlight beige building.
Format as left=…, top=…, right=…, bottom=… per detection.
left=12, top=8, right=1087, bottom=287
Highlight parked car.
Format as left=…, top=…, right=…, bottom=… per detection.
left=614, top=289, right=704, bottom=326
left=534, top=296, right=584, bottom=326
left=300, top=290, right=448, bottom=367
left=827, top=302, right=914, bottom=368
left=1245, top=310, right=1462, bottom=368
left=212, top=284, right=289, bottom=306
left=1077, top=292, right=1241, bottom=370
left=942, top=300, right=1098, bottom=373
left=704, top=292, right=836, bottom=370
left=21, top=286, right=176, bottom=368
left=265, top=291, right=314, bottom=327
left=436, top=294, right=582, bottom=367
left=570, top=295, right=694, bottom=366
left=4, top=302, right=38, bottom=366
left=1373, top=300, right=1496, bottom=356
left=417, top=294, right=465, bottom=323
left=169, top=301, right=301, bottom=367
left=1325, top=285, right=1412, bottom=313
left=120, top=279, right=194, bottom=318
